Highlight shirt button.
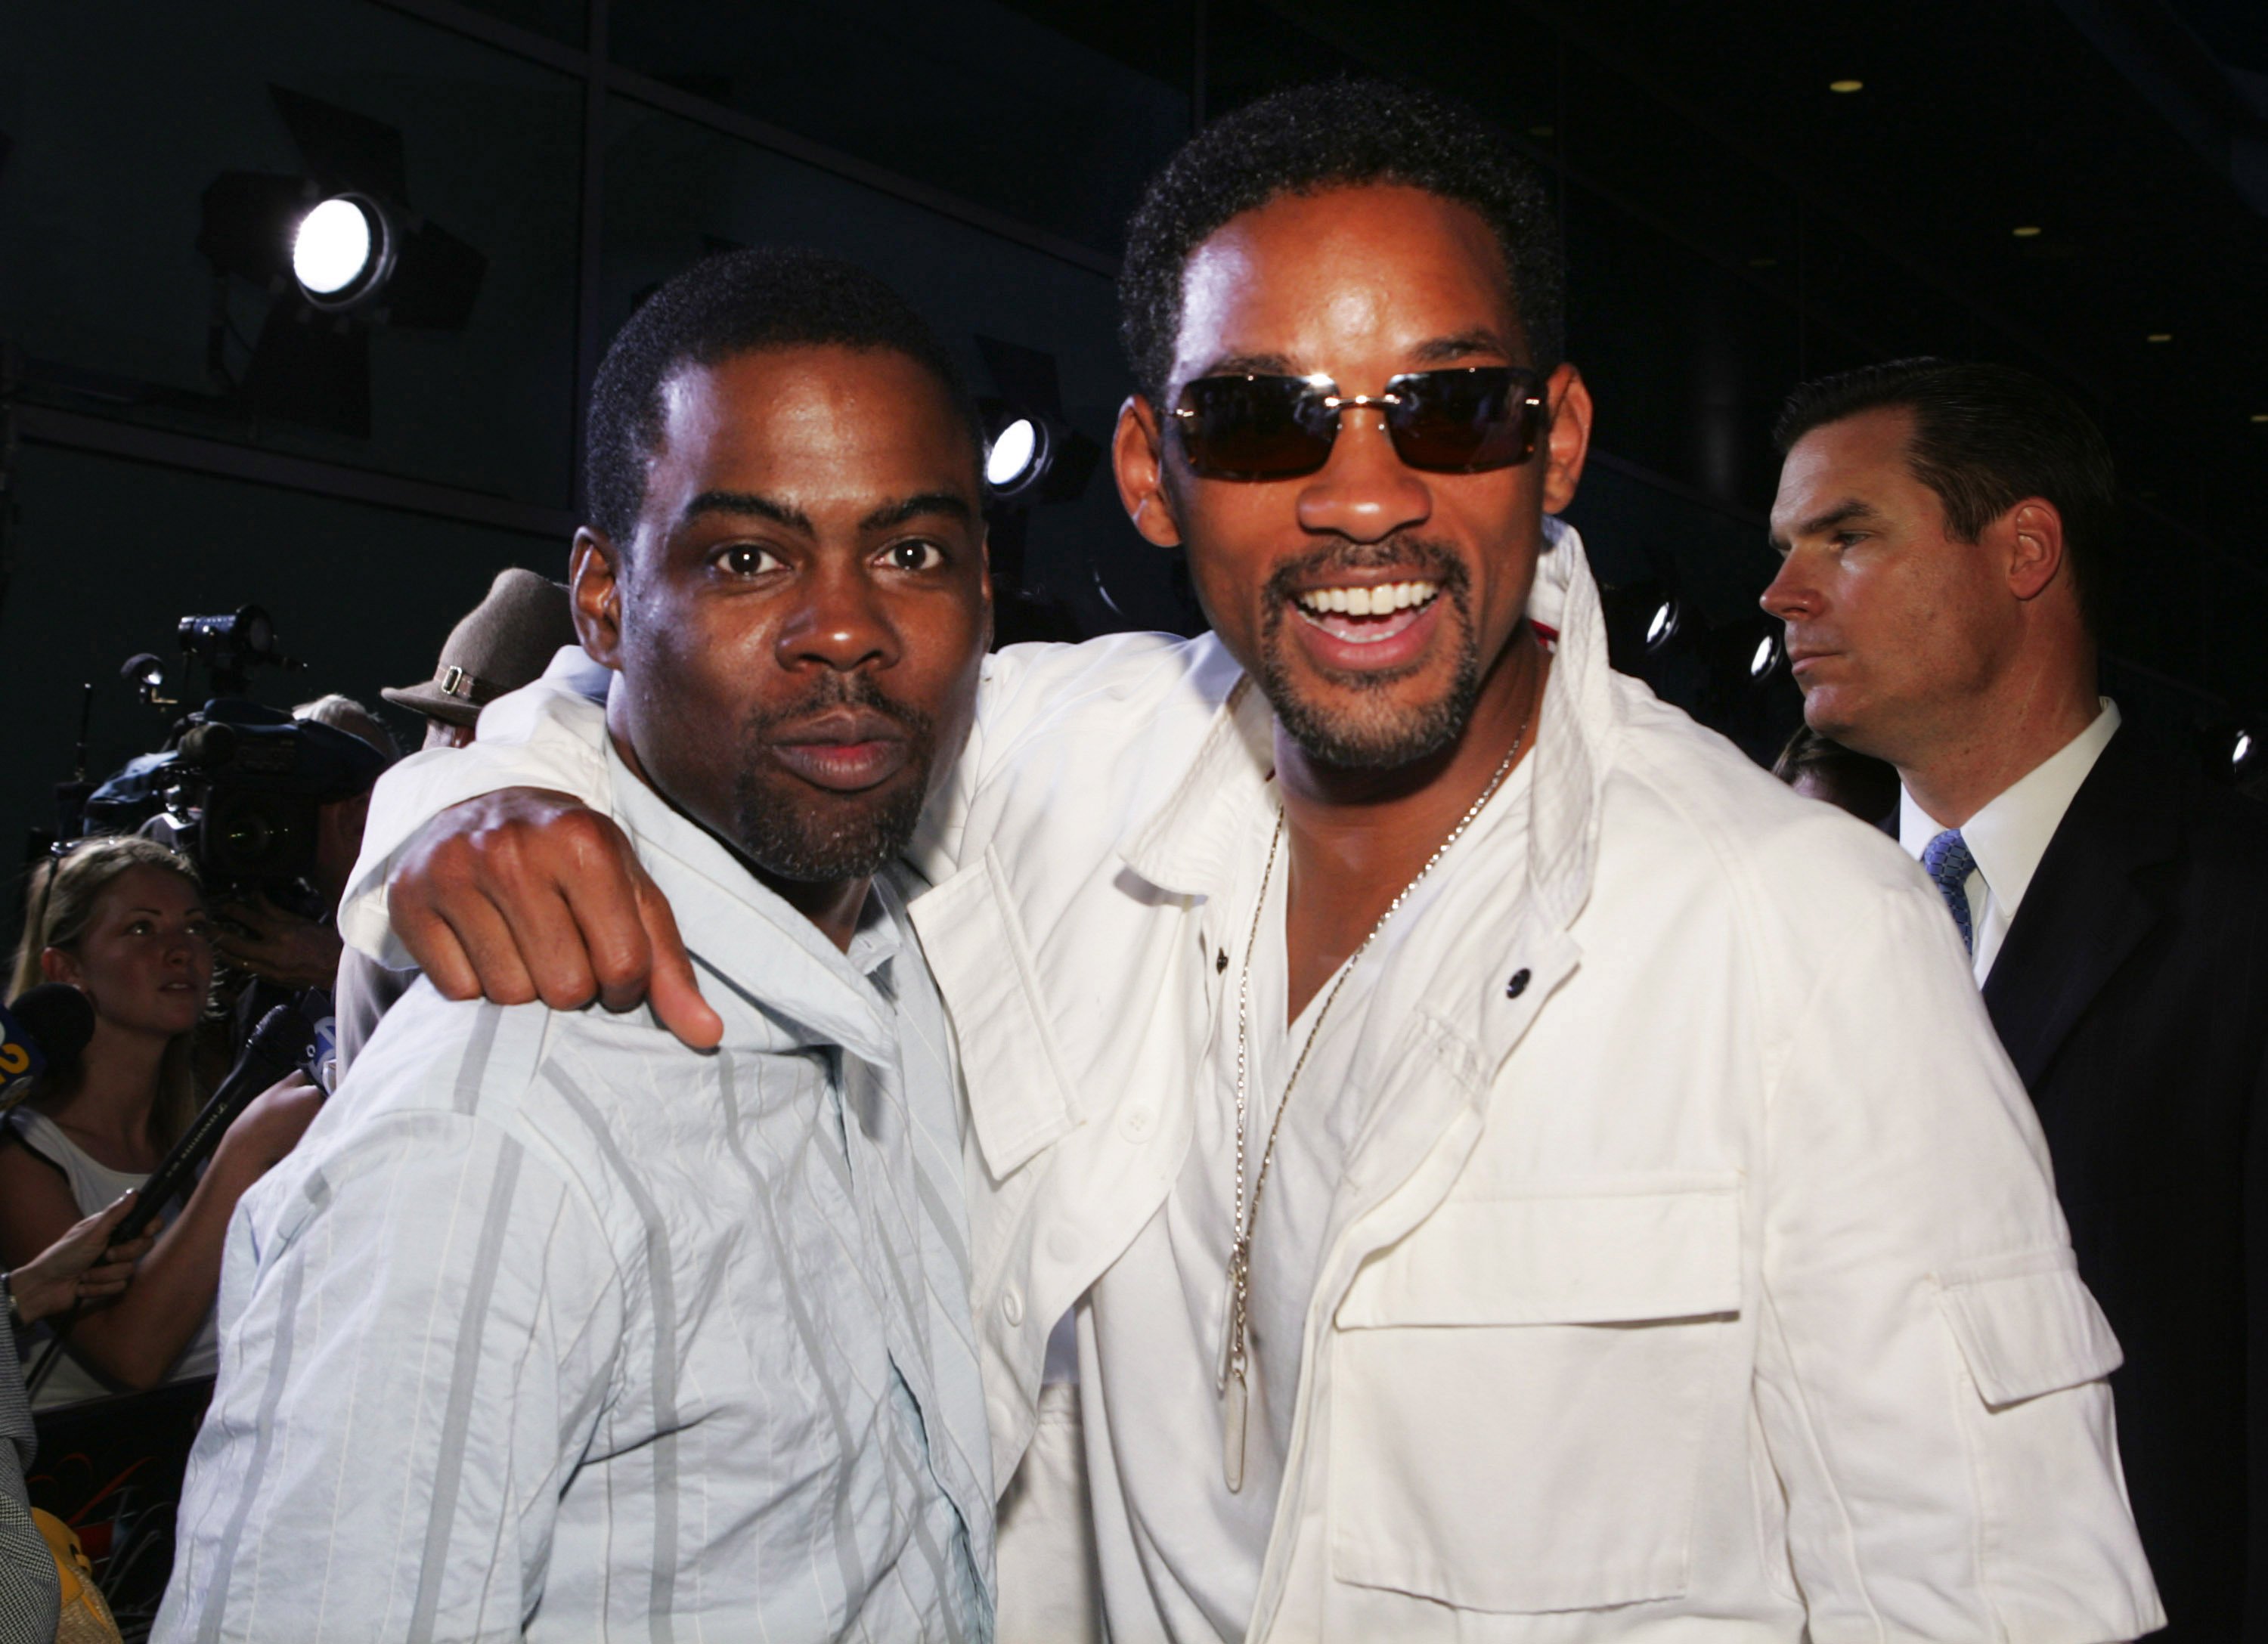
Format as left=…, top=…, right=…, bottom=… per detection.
left=1505, top=968, right=1532, bottom=999
left=1001, top=1290, right=1024, bottom=1327
left=1119, top=1105, right=1154, bottom=1141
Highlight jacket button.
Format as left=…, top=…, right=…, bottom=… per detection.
left=1001, top=1290, right=1024, bottom=1327
left=1505, top=968, right=1532, bottom=999
left=1119, top=1106, right=1154, bottom=1141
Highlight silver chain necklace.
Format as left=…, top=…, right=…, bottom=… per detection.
left=1218, top=714, right=1532, bottom=1492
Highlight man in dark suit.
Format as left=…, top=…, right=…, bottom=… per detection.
left=1761, top=357, right=2268, bottom=1640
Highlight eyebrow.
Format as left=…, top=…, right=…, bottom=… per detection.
left=1194, top=351, right=1300, bottom=381
left=682, top=490, right=813, bottom=533
left=1768, top=498, right=1882, bottom=553
left=1409, top=328, right=1517, bottom=364
left=860, top=491, right=975, bottom=531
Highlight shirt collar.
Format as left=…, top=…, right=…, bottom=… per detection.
left=1898, top=698, right=2121, bottom=917
left=603, top=738, right=903, bottom=1064
left=1115, top=515, right=1614, bottom=936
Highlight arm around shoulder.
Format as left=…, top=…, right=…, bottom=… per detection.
left=340, top=670, right=613, bottom=968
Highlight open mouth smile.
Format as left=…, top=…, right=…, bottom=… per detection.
left=1290, top=578, right=1441, bottom=645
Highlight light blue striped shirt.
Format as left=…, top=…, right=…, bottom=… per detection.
left=157, top=744, right=993, bottom=1642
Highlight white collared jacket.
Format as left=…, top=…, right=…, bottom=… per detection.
left=345, top=520, right=2161, bottom=1641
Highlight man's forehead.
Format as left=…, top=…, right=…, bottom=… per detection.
left=1771, top=410, right=1923, bottom=531
left=1171, top=185, right=1519, bottom=378
left=647, top=349, right=976, bottom=507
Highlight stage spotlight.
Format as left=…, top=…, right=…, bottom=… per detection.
left=1749, top=633, right=1783, bottom=680
left=986, top=416, right=1049, bottom=495
left=2235, top=730, right=2256, bottom=772
left=291, top=194, right=390, bottom=306
left=1598, top=576, right=1694, bottom=676
left=1646, top=597, right=1682, bottom=652
left=197, top=85, right=485, bottom=436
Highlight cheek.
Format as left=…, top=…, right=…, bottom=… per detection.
left=631, top=609, right=757, bottom=724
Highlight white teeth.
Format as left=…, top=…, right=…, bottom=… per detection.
left=1296, top=579, right=1439, bottom=617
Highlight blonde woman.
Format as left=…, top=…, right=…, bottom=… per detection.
left=0, top=837, right=319, bottom=1407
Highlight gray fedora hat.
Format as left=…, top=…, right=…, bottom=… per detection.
left=383, top=568, right=578, bottom=728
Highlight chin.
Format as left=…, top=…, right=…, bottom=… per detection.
left=141, top=992, right=205, bottom=1036
left=1272, top=675, right=1472, bottom=771
left=734, top=768, right=929, bottom=884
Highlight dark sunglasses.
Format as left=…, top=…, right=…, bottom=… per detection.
left=1167, top=365, right=1548, bottom=481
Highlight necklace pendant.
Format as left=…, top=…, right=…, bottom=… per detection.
left=1222, top=1370, right=1249, bottom=1494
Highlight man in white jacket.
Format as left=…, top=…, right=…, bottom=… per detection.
left=345, top=83, right=2160, bottom=1640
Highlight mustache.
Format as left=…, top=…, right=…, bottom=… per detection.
left=745, top=671, right=936, bottom=742
left=1263, top=533, right=1473, bottom=608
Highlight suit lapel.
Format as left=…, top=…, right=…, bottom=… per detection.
left=1981, top=726, right=2183, bottom=1091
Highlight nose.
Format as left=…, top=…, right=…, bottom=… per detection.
left=775, top=559, right=899, bottom=674
left=1759, top=553, right=1817, bottom=624
left=1294, top=404, right=1433, bottom=544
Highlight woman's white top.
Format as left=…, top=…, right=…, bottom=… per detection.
left=6, top=1106, right=219, bottom=1409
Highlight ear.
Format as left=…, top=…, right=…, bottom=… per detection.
left=39, top=946, right=78, bottom=987
left=2003, top=498, right=2066, bottom=602
left=1112, top=395, right=1185, bottom=549
left=1538, top=364, right=1593, bottom=516
left=571, top=528, right=628, bottom=669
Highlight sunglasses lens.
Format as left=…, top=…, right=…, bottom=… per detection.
left=1173, top=376, right=1337, bottom=479
left=1388, top=367, right=1541, bottom=472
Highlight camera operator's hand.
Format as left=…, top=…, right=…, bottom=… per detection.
left=213, top=893, right=345, bottom=991
left=8, top=1191, right=155, bottom=1324
left=212, top=1070, right=325, bottom=1181
left=389, top=787, right=721, bottom=1049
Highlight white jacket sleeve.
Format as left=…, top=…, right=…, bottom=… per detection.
left=339, top=657, right=615, bottom=967
left=1753, top=881, right=2161, bottom=1641
left=336, top=634, right=1184, bottom=964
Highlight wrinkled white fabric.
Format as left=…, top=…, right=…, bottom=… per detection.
left=342, top=520, right=2161, bottom=1642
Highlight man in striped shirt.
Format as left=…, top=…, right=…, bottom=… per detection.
left=157, top=248, right=998, bottom=1642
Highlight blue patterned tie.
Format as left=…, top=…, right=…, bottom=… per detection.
left=1921, top=829, right=1978, bottom=955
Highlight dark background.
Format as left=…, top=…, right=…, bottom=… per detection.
left=5, top=0, right=2265, bottom=895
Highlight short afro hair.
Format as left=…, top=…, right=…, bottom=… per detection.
left=1119, top=78, right=1563, bottom=405
left=584, top=246, right=981, bottom=544
left=1774, top=359, right=2118, bottom=639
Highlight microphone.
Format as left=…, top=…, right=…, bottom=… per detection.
left=22, top=1000, right=318, bottom=1399
left=0, top=983, right=98, bottom=1102
left=110, top=1003, right=317, bottom=1244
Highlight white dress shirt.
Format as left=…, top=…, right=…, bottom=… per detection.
left=162, top=744, right=993, bottom=1642
left=342, top=519, right=2161, bottom=1641
left=1899, top=700, right=2121, bottom=982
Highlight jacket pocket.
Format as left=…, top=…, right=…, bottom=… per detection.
left=1328, top=1185, right=1743, bottom=1614
left=1935, top=1247, right=2121, bottom=1409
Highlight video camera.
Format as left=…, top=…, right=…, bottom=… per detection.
left=82, top=702, right=386, bottom=893
left=61, top=605, right=387, bottom=894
